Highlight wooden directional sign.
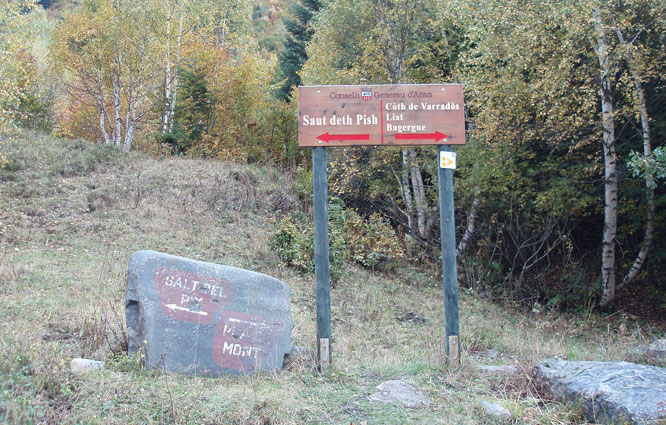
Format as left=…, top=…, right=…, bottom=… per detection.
left=302, top=83, right=466, bottom=369
left=298, top=84, right=465, bottom=147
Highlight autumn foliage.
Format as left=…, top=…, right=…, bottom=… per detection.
left=2, top=0, right=666, bottom=311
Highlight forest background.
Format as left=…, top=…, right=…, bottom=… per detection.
left=1, top=0, right=665, bottom=316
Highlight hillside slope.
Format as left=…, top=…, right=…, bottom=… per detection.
left=0, top=132, right=659, bottom=424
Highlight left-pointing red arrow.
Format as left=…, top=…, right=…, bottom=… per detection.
left=317, top=132, right=370, bottom=143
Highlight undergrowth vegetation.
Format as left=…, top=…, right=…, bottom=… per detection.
left=270, top=199, right=405, bottom=280
left=0, top=132, right=663, bottom=424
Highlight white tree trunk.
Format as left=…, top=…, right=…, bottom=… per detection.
left=97, top=66, right=112, bottom=145
left=167, top=12, right=184, bottom=133
left=594, top=7, right=619, bottom=309
left=124, top=89, right=132, bottom=152
left=162, top=8, right=172, bottom=134
left=162, top=11, right=183, bottom=134
left=401, top=149, right=416, bottom=237
left=112, top=62, right=122, bottom=148
left=378, top=4, right=434, bottom=244
left=614, top=21, right=655, bottom=292
left=457, top=192, right=479, bottom=256
left=98, top=101, right=110, bottom=144
left=124, top=93, right=137, bottom=152
left=409, top=148, right=432, bottom=239
left=124, top=39, right=148, bottom=152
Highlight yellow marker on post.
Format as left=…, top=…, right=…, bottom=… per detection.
left=440, top=151, right=457, bottom=169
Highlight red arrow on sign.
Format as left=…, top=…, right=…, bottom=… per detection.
left=395, top=131, right=448, bottom=142
left=317, top=132, right=370, bottom=143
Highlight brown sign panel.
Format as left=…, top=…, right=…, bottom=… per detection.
left=298, top=84, right=465, bottom=147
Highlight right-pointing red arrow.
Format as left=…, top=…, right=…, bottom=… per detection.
left=395, top=131, right=448, bottom=142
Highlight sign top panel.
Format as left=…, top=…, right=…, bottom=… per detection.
left=298, top=84, right=465, bottom=147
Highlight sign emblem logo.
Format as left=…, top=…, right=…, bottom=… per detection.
left=361, top=91, right=372, bottom=101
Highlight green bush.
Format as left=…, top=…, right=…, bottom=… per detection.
left=269, top=212, right=315, bottom=275
left=269, top=199, right=404, bottom=278
left=292, top=167, right=313, bottom=209
left=50, top=140, right=118, bottom=177
left=269, top=208, right=345, bottom=281
left=345, top=209, right=404, bottom=270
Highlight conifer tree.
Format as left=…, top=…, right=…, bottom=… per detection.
left=275, top=0, right=320, bottom=102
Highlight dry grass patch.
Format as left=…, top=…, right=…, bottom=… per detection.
left=0, top=132, right=658, bottom=424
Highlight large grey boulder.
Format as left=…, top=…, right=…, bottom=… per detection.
left=125, top=250, right=292, bottom=376
left=535, top=358, right=666, bottom=424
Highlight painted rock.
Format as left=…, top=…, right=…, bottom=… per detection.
left=125, top=250, right=292, bottom=376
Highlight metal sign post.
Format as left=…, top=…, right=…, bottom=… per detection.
left=300, top=84, right=465, bottom=368
left=438, top=145, right=460, bottom=362
left=313, top=146, right=332, bottom=370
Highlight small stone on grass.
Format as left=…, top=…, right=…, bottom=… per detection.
left=477, top=365, right=517, bottom=374
left=646, top=338, right=666, bottom=360
left=480, top=401, right=511, bottom=421
left=70, top=358, right=104, bottom=375
left=477, top=349, right=500, bottom=360
left=369, top=380, right=429, bottom=408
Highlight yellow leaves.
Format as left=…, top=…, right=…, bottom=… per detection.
left=345, top=210, right=405, bottom=267
left=302, top=0, right=446, bottom=85
left=0, top=0, right=39, bottom=136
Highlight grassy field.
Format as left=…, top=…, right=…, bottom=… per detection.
left=0, top=131, right=662, bottom=424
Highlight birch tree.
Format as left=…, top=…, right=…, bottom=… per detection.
left=155, top=0, right=254, bottom=139
left=452, top=0, right=665, bottom=307
left=595, top=2, right=665, bottom=308
left=593, top=6, right=619, bottom=308
left=52, top=0, right=158, bottom=151
left=198, top=0, right=254, bottom=49
left=301, top=0, right=456, bottom=244
left=161, top=3, right=185, bottom=134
